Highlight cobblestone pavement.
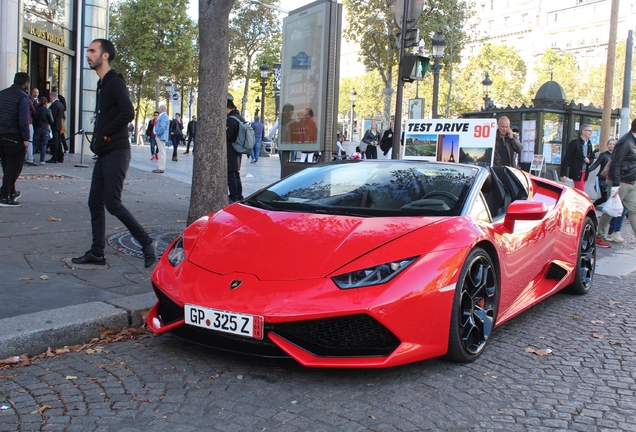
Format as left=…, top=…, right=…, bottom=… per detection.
left=1, top=263, right=635, bottom=431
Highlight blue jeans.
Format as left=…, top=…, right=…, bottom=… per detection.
left=149, top=135, right=156, bottom=155
left=33, top=128, right=50, bottom=162
left=608, top=207, right=628, bottom=234
left=171, top=135, right=181, bottom=157
left=251, top=139, right=262, bottom=162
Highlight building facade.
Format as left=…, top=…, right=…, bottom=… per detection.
left=465, top=0, right=636, bottom=87
left=0, top=0, right=109, bottom=153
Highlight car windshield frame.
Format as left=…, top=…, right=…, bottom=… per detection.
left=244, top=160, right=481, bottom=217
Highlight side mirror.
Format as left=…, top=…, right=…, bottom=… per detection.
left=503, top=201, right=548, bottom=233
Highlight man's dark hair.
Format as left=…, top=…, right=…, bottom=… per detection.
left=227, top=99, right=236, bottom=110
left=52, top=86, right=59, bottom=92
left=14, top=72, right=30, bottom=86
left=154, top=111, right=159, bottom=115
left=93, top=38, right=116, bottom=63
left=254, top=115, right=260, bottom=122
left=631, top=118, right=636, bottom=133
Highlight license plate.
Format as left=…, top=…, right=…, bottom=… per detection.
left=184, top=304, right=263, bottom=339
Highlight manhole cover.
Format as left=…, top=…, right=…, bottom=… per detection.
left=108, top=228, right=182, bottom=258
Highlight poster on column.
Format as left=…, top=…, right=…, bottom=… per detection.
left=402, top=119, right=497, bottom=167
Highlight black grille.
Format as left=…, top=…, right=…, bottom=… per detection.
left=154, top=285, right=184, bottom=324
left=271, top=314, right=400, bottom=357
left=546, top=263, right=567, bottom=280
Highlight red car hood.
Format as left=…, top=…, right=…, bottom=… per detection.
left=188, top=204, right=441, bottom=280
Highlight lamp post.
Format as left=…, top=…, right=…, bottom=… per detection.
left=259, top=61, right=270, bottom=124
left=431, top=31, right=446, bottom=119
left=482, top=72, right=493, bottom=111
left=254, top=96, right=260, bottom=117
left=164, top=81, right=172, bottom=116
left=349, top=88, right=357, bottom=141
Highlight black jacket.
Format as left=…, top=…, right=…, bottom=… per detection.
left=91, top=69, right=134, bottom=156
left=49, top=100, right=64, bottom=131
left=561, top=137, right=595, bottom=181
left=33, top=106, right=54, bottom=131
left=0, top=84, right=30, bottom=140
left=187, top=120, right=196, bottom=138
left=380, top=129, right=394, bottom=155
left=226, top=110, right=244, bottom=172
left=170, top=119, right=183, bottom=137
left=608, top=132, right=636, bottom=186
left=588, top=150, right=611, bottom=181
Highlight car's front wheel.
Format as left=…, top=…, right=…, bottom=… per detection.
left=446, top=247, right=499, bottom=362
left=563, top=216, right=596, bottom=295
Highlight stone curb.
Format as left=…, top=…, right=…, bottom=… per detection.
left=0, top=293, right=157, bottom=359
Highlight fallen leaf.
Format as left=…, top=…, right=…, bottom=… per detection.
left=590, top=320, right=605, bottom=324
left=368, top=415, right=377, bottom=420
left=65, top=375, right=78, bottom=380
left=39, top=275, right=50, bottom=280
left=609, top=341, right=622, bottom=346
left=525, top=347, right=552, bottom=357
left=18, top=277, right=34, bottom=281
left=38, top=405, right=52, bottom=414
left=210, top=374, right=220, bottom=379
left=47, top=215, right=59, bottom=221
left=176, top=220, right=186, bottom=223
left=608, top=300, right=620, bottom=305
left=28, top=227, right=40, bottom=231
left=571, top=315, right=583, bottom=321
left=592, top=333, right=604, bottom=339
left=45, top=347, right=55, bottom=357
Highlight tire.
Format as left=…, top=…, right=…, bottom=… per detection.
left=562, top=216, right=596, bottom=295
left=446, top=247, right=499, bottom=362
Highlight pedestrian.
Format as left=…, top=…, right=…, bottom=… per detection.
left=47, top=91, right=65, bottom=163
left=32, top=96, right=54, bottom=165
left=153, top=105, right=169, bottom=173
left=184, top=115, right=196, bottom=154
left=493, top=116, right=522, bottom=167
left=380, top=120, right=395, bottom=159
left=250, top=115, right=264, bottom=163
left=72, top=38, right=156, bottom=267
left=561, top=124, right=595, bottom=191
left=361, top=120, right=381, bottom=159
left=0, top=72, right=31, bottom=207
left=335, top=133, right=346, bottom=159
left=146, top=111, right=158, bottom=160
left=588, top=137, right=614, bottom=208
left=226, top=93, right=244, bottom=203
left=51, top=86, right=68, bottom=152
left=169, top=113, right=183, bottom=161
left=25, top=87, right=37, bottom=166
left=597, top=118, right=636, bottom=245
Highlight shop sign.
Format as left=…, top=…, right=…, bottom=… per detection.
left=27, top=25, right=66, bottom=48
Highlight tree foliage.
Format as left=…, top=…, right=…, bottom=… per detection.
left=453, top=43, right=528, bottom=113
left=342, top=0, right=473, bottom=124
left=229, top=0, right=282, bottom=116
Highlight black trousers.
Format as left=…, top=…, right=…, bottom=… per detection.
left=50, top=130, right=64, bottom=162
left=186, top=136, right=195, bottom=152
left=0, top=136, right=26, bottom=198
left=88, top=149, right=152, bottom=256
left=365, top=145, right=378, bottom=159
left=228, top=171, right=243, bottom=203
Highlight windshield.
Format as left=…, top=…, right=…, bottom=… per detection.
left=246, top=161, right=479, bottom=217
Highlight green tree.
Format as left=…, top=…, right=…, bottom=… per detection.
left=528, top=48, right=580, bottom=103
left=189, top=0, right=236, bottom=223
left=229, top=0, right=282, bottom=117
left=343, top=0, right=472, bottom=124
left=453, top=43, right=528, bottom=114
left=585, top=42, right=636, bottom=113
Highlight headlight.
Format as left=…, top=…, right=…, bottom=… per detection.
left=166, top=235, right=185, bottom=267
left=332, top=256, right=418, bottom=289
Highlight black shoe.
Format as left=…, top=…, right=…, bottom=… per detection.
left=71, top=251, right=106, bottom=265
left=47, top=159, right=58, bottom=163
left=0, top=197, right=20, bottom=207
left=10, top=191, right=21, bottom=201
left=27, top=162, right=39, bottom=167
left=142, top=240, right=157, bottom=268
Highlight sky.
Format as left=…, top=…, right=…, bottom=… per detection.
left=188, top=0, right=316, bottom=19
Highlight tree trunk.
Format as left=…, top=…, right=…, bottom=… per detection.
left=240, top=55, right=253, bottom=117
left=188, top=0, right=235, bottom=225
left=382, top=66, right=393, bottom=127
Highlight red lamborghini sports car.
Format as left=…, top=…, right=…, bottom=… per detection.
left=147, top=160, right=597, bottom=368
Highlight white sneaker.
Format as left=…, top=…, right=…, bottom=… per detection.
left=611, top=232, right=624, bottom=243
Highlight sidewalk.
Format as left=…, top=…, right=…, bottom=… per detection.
left=0, top=145, right=282, bottom=358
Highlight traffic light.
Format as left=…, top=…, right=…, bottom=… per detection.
left=400, top=55, right=430, bottom=82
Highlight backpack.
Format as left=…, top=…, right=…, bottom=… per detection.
left=229, top=116, right=255, bottom=154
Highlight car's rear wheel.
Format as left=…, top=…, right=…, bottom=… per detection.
left=446, top=247, right=499, bottom=362
left=563, top=216, right=595, bottom=295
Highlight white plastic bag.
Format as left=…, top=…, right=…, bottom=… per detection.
left=603, top=193, right=624, bottom=218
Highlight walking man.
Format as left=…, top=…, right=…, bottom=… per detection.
left=226, top=93, right=244, bottom=203
left=250, top=115, right=264, bottom=163
left=0, top=72, right=30, bottom=207
left=72, top=38, right=156, bottom=267
left=47, top=91, right=65, bottom=163
left=153, top=105, right=169, bottom=173
left=184, top=115, right=196, bottom=154
left=51, top=86, right=68, bottom=152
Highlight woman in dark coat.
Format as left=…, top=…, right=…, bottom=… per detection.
left=32, top=97, right=54, bottom=165
left=380, top=120, right=395, bottom=158
left=560, top=124, right=595, bottom=191
left=361, top=120, right=381, bottom=159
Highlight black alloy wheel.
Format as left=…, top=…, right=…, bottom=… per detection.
left=563, top=216, right=595, bottom=295
left=446, top=247, right=499, bottom=362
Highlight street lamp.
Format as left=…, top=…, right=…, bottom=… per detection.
left=482, top=72, right=493, bottom=110
left=431, top=31, right=446, bottom=119
left=259, top=61, right=270, bottom=124
left=349, top=88, right=357, bottom=140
